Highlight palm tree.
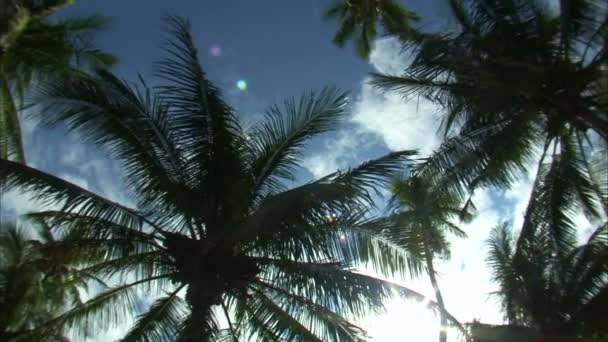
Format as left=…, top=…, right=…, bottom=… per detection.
left=0, top=218, right=100, bottom=341
left=0, top=0, right=116, bottom=162
left=487, top=219, right=608, bottom=341
left=0, top=1, right=79, bottom=44
left=372, top=175, right=473, bottom=342
left=0, top=16, right=466, bottom=341
left=323, top=0, right=419, bottom=58
left=371, top=0, right=608, bottom=212
left=483, top=130, right=608, bottom=341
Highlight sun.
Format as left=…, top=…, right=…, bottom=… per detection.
left=361, top=297, right=441, bottom=341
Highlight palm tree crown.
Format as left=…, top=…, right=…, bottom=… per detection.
left=485, top=130, right=608, bottom=340
left=0, top=219, right=96, bottom=341
left=0, top=16, right=463, bottom=341
left=324, top=0, right=419, bottom=58
left=0, top=0, right=116, bottom=162
left=372, top=0, right=607, bottom=202
left=487, top=220, right=608, bottom=340
left=379, top=175, right=473, bottom=342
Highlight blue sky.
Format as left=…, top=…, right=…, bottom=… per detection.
left=4, top=0, right=598, bottom=341
left=55, top=0, right=453, bottom=113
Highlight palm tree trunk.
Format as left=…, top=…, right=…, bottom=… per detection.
left=424, top=245, right=448, bottom=342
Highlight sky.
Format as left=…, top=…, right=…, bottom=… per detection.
left=2, top=0, right=597, bottom=341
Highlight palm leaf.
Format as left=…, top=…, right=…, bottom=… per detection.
left=253, top=280, right=369, bottom=341
left=413, top=117, right=541, bottom=197
left=245, top=286, right=324, bottom=342
left=40, top=274, right=170, bottom=340
left=31, top=69, right=195, bottom=226
left=175, top=303, right=219, bottom=342
left=0, top=77, right=25, bottom=162
left=248, top=87, right=348, bottom=203
left=155, top=15, right=246, bottom=209
left=254, top=256, right=467, bottom=335
left=0, top=158, right=150, bottom=231
left=486, top=222, right=519, bottom=323
left=121, top=285, right=187, bottom=342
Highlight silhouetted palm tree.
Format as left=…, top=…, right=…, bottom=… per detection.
left=0, top=219, right=100, bottom=341
left=372, top=0, right=608, bottom=212
left=0, top=17, right=465, bottom=341
left=485, top=129, right=608, bottom=341
left=323, top=0, right=419, bottom=58
left=0, top=0, right=116, bottom=162
left=372, top=176, right=473, bottom=342
left=487, top=219, right=608, bottom=341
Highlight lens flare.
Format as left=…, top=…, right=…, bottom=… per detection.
left=236, top=80, right=248, bottom=90
left=209, top=44, right=222, bottom=57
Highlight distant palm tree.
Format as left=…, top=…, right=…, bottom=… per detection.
left=0, top=0, right=116, bottom=162
left=487, top=219, right=608, bottom=341
left=485, top=130, right=608, bottom=341
left=374, top=176, right=473, bottom=342
left=372, top=0, right=608, bottom=212
left=0, top=219, right=100, bottom=341
left=323, top=0, right=419, bottom=58
left=0, top=17, right=466, bottom=341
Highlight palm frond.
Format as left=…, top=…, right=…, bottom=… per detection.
left=587, top=142, right=608, bottom=214
left=121, top=285, right=188, bottom=342
left=413, top=117, right=541, bottom=197
left=255, top=258, right=388, bottom=317
left=156, top=15, right=246, bottom=209
left=323, top=0, right=420, bottom=58
left=253, top=280, right=369, bottom=341
left=566, top=222, right=608, bottom=308
left=379, top=0, right=420, bottom=38
left=323, top=1, right=348, bottom=20
left=175, top=302, right=219, bottom=341
left=558, top=0, right=605, bottom=54
left=231, top=289, right=283, bottom=342
left=248, top=87, right=348, bottom=203
left=518, top=136, right=601, bottom=266
left=238, top=150, right=414, bottom=262
left=253, top=256, right=466, bottom=335
left=486, top=221, right=529, bottom=324
left=0, top=77, right=25, bottom=162
left=486, top=222, right=515, bottom=290
left=25, top=211, right=158, bottom=245
left=242, top=182, right=365, bottom=245
left=332, top=15, right=358, bottom=48
left=30, top=69, right=196, bottom=225
left=329, top=150, right=417, bottom=199
left=345, top=216, right=428, bottom=278
left=0, top=158, right=148, bottom=231
left=40, top=274, right=170, bottom=340
left=244, top=286, right=325, bottom=342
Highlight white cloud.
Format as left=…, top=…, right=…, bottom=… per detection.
left=302, top=38, right=443, bottom=183
left=302, top=128, right=369, bottom=179
left=352, top=38, right=442, bottom=156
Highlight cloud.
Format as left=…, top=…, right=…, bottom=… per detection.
left=352, top=38, right=443, bottom=156
left=437, top=188, right=503, bottom=324
left=302, top=38, right=443, bottom=183
left=302, top=127, right=377, bottom=179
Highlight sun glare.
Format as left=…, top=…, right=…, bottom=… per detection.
left=362, top=297, right=440, bottom=341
